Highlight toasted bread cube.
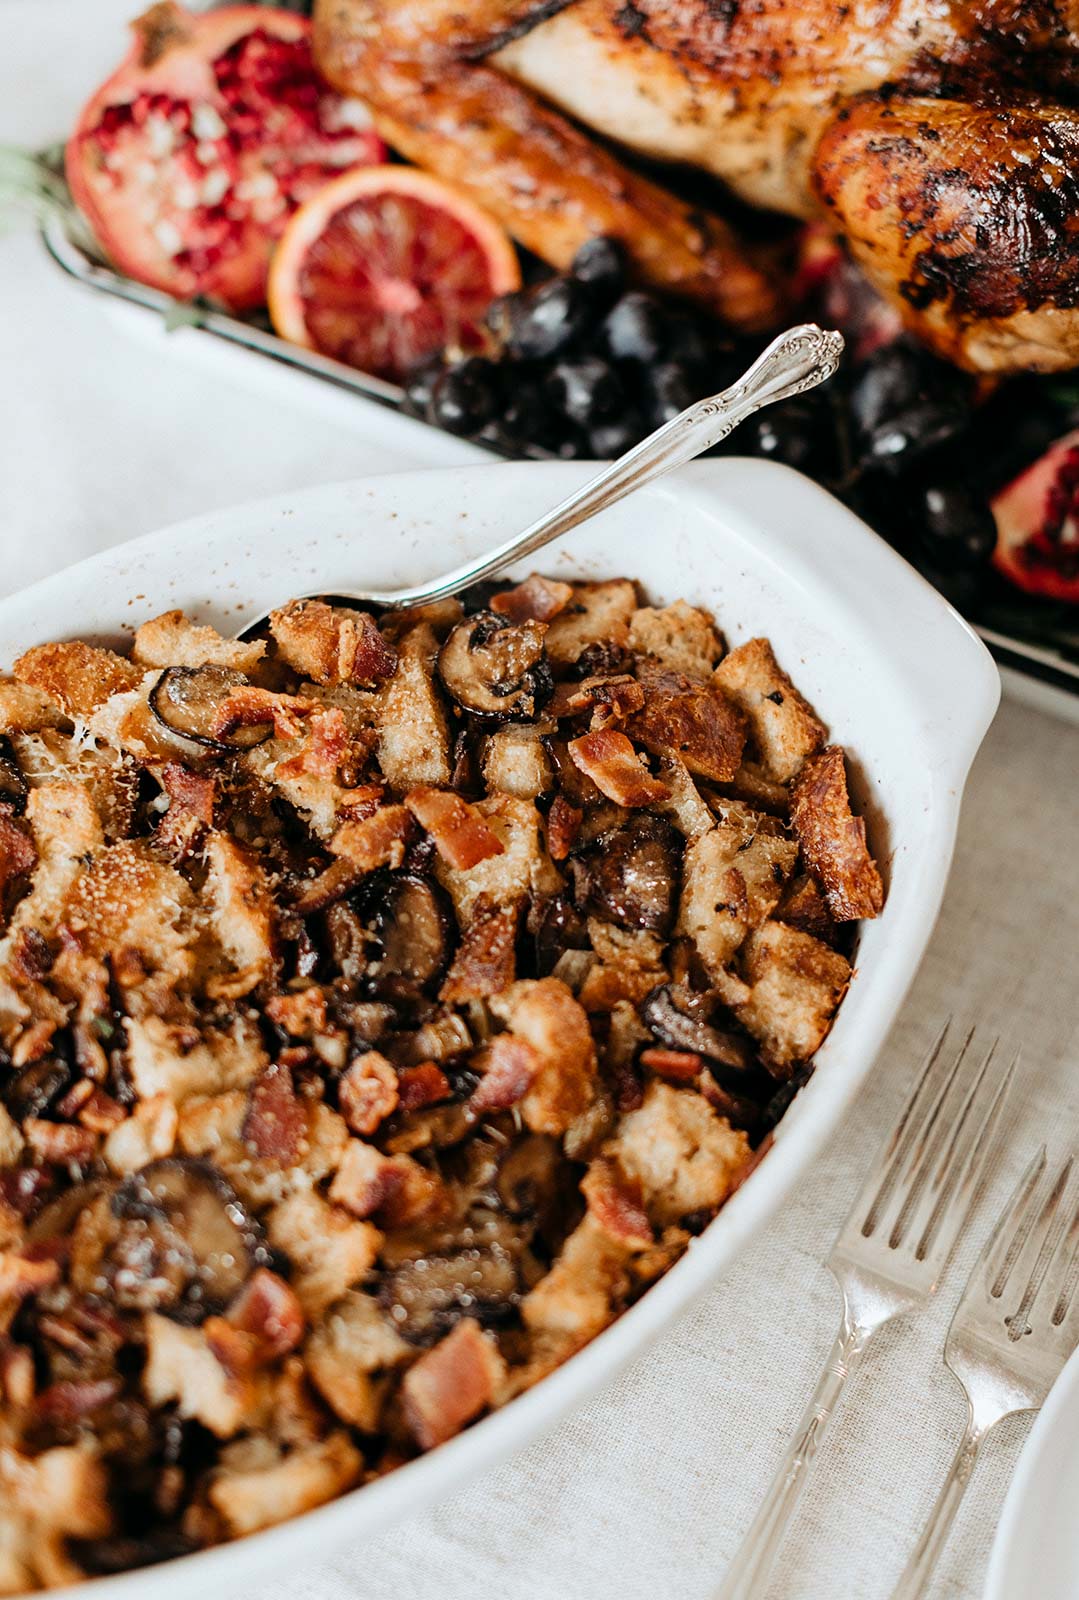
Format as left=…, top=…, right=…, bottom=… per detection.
left=521, top=1214, right=632, bottom=1345
left=626, top=664, right=746, bottom=783
left=789, top=745, right=884, bottom=921
left=489, top=977, right=598, bottom=1135
left=13, top=642, right=141, bottom=720
left=0, top=681, right=68, bottom=735
left=481, top=725, right=553, bottom=799
left=306, top=1291, right=409, bottom=1430
left=543, top=579, right=637, bottom=666
left=132, top=610, right=266, bottom=675
left=776, top=872, right=838, bottom=944
left=713, top=638, right=826, bottom=783
left=266, top=1192, right=380, bottom=1317
left=143, top=1315, right=252, bottom=1437
left=678, top=823, right=799, bottom=976
left=734, top=921, right=851, bottom=1070
left=204, top=833, right=276, bottom=985
left=610, top=1081, right=750, bottom=1225
left=102, top=1094, right=177, bottom=1175
left=209, top=1433, right=363, bottom=1537
left=269, top=599, right=397, bottom=687
left=0, top=1108, right=23, bottom=1168
left=0, top=784, right=104, bottom=963
left=628, top=599, right=723, bottom=678
left=375, top=622, right=450, bottom=788
left=126, top=1016, right=267, bottom=1102
left=434, top=794, right=559, bottom=923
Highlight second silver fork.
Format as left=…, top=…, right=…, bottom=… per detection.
left=716, top=1023, right=1015, bottom=1600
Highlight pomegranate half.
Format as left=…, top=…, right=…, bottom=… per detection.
left=66, top=2, right=386, bottom=311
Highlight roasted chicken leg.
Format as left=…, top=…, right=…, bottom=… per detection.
left=314, top=0, right=1079, bottom=372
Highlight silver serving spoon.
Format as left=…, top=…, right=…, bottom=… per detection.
left=242, top=322, right=843, bottom=630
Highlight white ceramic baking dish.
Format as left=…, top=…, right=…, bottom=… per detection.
left=0, top=457, right=999, bottom=1600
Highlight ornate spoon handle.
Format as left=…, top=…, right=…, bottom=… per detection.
left=367, top=323, right=845, bottom=610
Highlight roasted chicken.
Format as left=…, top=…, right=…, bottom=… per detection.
left=313, top=0, right=1079, bottom=372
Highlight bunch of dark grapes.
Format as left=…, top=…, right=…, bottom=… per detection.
left=403, top=235, right=1079, bottom=606
left=404, top=238, right=758, bottom=462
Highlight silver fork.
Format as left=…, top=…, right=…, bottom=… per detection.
left=716, top=1023, right=1015, bottom=1600
left=890, top=1145, right=1079, bottom=1598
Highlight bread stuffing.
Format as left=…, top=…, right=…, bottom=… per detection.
left=0, top=574, right=882, bottom=1586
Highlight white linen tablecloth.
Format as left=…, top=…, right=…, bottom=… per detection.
left=4, top=8, right=1078, bottom=1597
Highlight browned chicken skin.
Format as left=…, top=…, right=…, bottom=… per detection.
left=314, top=0, right=1079, bottom=371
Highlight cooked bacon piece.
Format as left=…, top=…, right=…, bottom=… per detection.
left=440, top=895, right=519, bottom=1003
left=205, top=1268, right=306, bottom=1373
left=76, top=1086, right=126, bottom=1133
left=490, top=574, right=574, bottom=624
left=396, top=1062, right=452, bottom=1113
left=276, top=707, right=349, bottom=782
left=550, top=675, right=646, bottom=727
left=470, top=1034, right=539, bottom=1113
left=402, top=1317, right=506, bottom=1450
left=626, top=663, right=746, bottom=783
left=568, top=729, right=669, bottom=808
left=266, top=988, right=329, bottom=1039
left=713, top=637, right=826, bottom=783
left=335, top=782, right=386, bottom=824
left=32, top=1377, right=122, bottom=1423
left=329, top=804, right=413, bottom=873
left=639, top=1047, right=703, bottom=1082
left=211, top=686, right=317, bottom=744
left=270, top=599, right=398, bottom=687
left=581, top=1156, right=653, bottom=1249
left=329, top=1140, right=445, bottom=1227
left=161, top=763, right=215, bottom=827
left=23, top=1121, right=98, bottom=1166
left=338, top=1051, right=400, bottom=1135
left=242, top=1064, right=306, bottom=1166
left=13, top=640, right=141, bottom=717
left=789, top=746, right=884, bottom=921
left=0, top=814, right=35, bottom=898
left=405, top=786, right=506, bottom=870
left=546, top=795, right=582, bottom=862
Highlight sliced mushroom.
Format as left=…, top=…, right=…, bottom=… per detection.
left=2, top=1053, right=73, bottom=1123
left=437, top=612, right=553, bottom=722
left=531, top=891, right=590, bottom=978
left=496, top=1133, right=569, bottom=1227
left=575, top=814, right=682, bottom=935
left=0, top=734, right=28, bottom=815
left=29, top=1177, right=114, bottom=1243
left=149, top=665, right=272, bottom=752
left=378, top=1242, right=521, bottom=1346
left=352, top=871, right=456, bottom=993
left=640, top=984, right=755, bottom=1072
left=102, top=1159, right=270, bottom=1320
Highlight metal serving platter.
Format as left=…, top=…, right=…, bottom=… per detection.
left=39, top=211, right=1079, bottom=720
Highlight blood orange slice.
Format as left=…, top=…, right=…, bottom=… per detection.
left=267, top=165, right=521, bottom=382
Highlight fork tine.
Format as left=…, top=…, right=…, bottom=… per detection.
left=859, top=1018, right=956, bottom=1236
left=986, top=1145, right=1043, bottom=1292
left=961, top=1145, right=1048, bottom=1307
left=1004, top=1159, right=1076, bottom=1340
left=869, top=1027, right=979, bottom=1246
left=1050, top=1194, right=1079, bottom=1327
left=913, top=1042, right=1018, bottom=1269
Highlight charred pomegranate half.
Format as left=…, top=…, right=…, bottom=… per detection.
left=65, top=2, right=386, bottom=311
left=992, top=428, right=1079, bottom=602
